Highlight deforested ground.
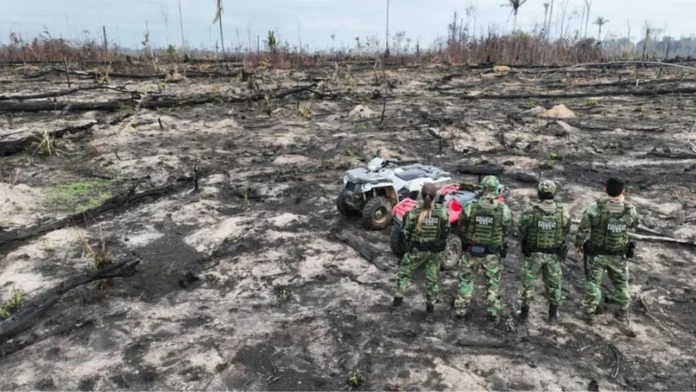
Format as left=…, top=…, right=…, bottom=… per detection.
left=1, top=60, right=696, bottom=391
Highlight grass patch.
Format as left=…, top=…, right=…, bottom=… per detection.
left=548, top=152, right=562, bottom=161
left=537, top=161, right=555, bottom=169
left=585, top=99, right=598, bottom=107
left=527, top=99, right=539, bottom=109
left=0, top=289, right=23, bottom=321
left=41, top=180, right=114, bottom=213
left=79, top=230, right=114, bottom=290
left=347, top=369, right=365, bottom=389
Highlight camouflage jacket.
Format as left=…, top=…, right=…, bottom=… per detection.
left=518, top=200, right=572, bottom=242
left=458, top=196, right=513, bottom=244
left=403, top=202, right=450, bottom=245
left=574, top=196, right=639, bottom=248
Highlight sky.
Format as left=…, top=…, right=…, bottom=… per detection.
left=2, top=0, right=693, bottom=51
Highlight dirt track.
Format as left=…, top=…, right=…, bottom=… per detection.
left=1, top=62, right=696, bottom=390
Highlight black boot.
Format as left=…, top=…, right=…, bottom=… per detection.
left=425, top=304, right=435, bottom=323
left=548, top=304, right=559, bottom=325
left=519, top=305, right=530, bottom=324
left=391, top=297, right=403, bottom=312
left=486, top=314, right=500, bottom=330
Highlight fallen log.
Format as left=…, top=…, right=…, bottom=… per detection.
left=23, top=67, right=242, bottom=80
left=0, top=83, right=316, bottom=113
left=457, top=165, right=505, bottom=176
left=329, top=228, right=386, bottom=270
left=0, top=85, right=103, bottom=101
left=460, top=86, right=696, bottom=100
left=0, top=175, right=195, bottom=245
left=629, top=233, right=696, bottom=247
left=562, top=121, right=663, bottom=132
left=0, top=258, right=140, bottom=341
left=646, top=150, right=696, bottom=159
left=0, top=120, right=97, bottom=156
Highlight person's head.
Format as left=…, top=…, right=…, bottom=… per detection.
left=480, top=175, right=500, bottom=196
left=537, top=180, right=557, bottom=200
left=420, top=183, right=439, bottom=208
left=605, top=177, right=625, bottom=198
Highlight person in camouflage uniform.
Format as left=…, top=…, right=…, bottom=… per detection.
left=575, top=177, right=639, bottom=325
left=517, top=180, right=571, bottom=325
left=454, top=175, right=513, bottom=328
left=392, top=183, right=451, bottom=322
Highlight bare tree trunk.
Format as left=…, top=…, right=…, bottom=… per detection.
left=218, top=15, right=225, bottom=58
left=385, top=0, right=391, bottom=57
left=102, top=25, right=108, bottom=52
left=584, top=0, right=592, bottom=38
left=178, top=0, right=186, bottom=51
left=642, top=28, right=650, bottom=59
left=548, top=0, right=555, bottom=39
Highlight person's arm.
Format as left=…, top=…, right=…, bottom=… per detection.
left=627, top=203, right=640, bottom=230
left=440, top=206, right=451, bottom=238
left=562, top=205, right=572, bottom=237
left=574, top=202, right=597, bottom=249
left=502, top=204, right=513, bottom=237
left=518, top=206, right=532, bottom=239
left=403, top=210, right=415, bottom=245
left=458, top=201, right=474, bottom=234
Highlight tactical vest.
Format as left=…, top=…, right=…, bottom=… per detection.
left=589, top=199, right=632, bottom=253
left=465, top=200, right=505, bottom=245
left=525, top=203, right=565, bottom=251
left=409, top=204, right=445, bottom=244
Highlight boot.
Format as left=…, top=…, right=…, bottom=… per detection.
left=391, top=297, right=403, bottom=313
left=486, top=314, right=500, bottom=330
left=425, top=304, right=435, bottom=323
left=518, top=305, right=530, bottom=324
left=615, top=309, right=629, bottom=323
left=548, top=304, right=559, bottom=325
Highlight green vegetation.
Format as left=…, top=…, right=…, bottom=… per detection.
left=347, top=369, right=364, bottom=389
left=41, top=180, right=114, bottom=213
left=548, top=152, right=562, bottom=161
left=527, top=99, right=539, bottom=109
left=585, top=99, right=598, bottom=107
left=537, top=161, right=555, bottom=169
left=0, top=290, right=23, bottom=321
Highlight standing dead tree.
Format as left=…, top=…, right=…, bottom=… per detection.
left=213, top=0, right=226, bottom=58
left=595, top=17, right=609, bottom=42
left=501, top=0, right=527, bottom=31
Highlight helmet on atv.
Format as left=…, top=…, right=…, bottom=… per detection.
left=538, top=179, right=558, bottom=196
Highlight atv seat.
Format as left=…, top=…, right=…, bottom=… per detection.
left=394, top=168, right=430, bottom=181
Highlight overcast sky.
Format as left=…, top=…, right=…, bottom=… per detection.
left=2, top=0, right=692, bottom=51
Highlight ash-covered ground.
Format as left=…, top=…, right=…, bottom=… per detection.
left=1, top=62, right=695, bottom=391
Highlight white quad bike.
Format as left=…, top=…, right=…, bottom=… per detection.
left=335, top=158, right=452, bottom=230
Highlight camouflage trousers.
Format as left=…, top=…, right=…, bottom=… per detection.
left=583, top=255, right=630, bottom=314
left=519, top=253, right=563, bottom=307
left=454, top=254, right=501, bottom=317
left=395, top=249, right=442, bottom=305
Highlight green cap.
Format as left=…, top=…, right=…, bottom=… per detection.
left=538, top=179, right=557, bottom=195
left=480, top=175, right=500, bottom=192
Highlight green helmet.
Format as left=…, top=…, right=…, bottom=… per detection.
left=538, top=180, right=558, bottom=195
left=480, top=176, right=500, bottom=193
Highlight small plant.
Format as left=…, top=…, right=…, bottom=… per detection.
left=273, top=285, right=291, bottom=301
left=585, top=99, right=598, bottom=107
left=347, top=369, right=364, bottom=389
left=0, top=289, right=23, bottom=321
left=297, top=102, right=311, bottom=118
left=79, top=230, right=113, bottom=290
left=32, top=131, right=59, bottom=156
left=527, top=99, right=539, bottom=109
left=548, top=152, right=562, bottom=161
left=537, top=161, right=554, bottom=169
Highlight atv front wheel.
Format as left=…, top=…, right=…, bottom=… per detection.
left=336, top=194, right=359, bottom=216
left=390, top=227, right=406, bottom=257
left=441, top=234, right=463, bottom=270
left=362, top=196, right=392, bottom=230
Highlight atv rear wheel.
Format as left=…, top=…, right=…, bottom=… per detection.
left=336, top=194, right=359, bottom=216
left=441, top=234, right=462, bottom=270
left=390, top=227, right=406, bottom=257
left=362, top=196, right=392, bottom=230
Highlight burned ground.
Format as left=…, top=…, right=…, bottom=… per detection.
left=1, top=62, right=696, bottom=390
